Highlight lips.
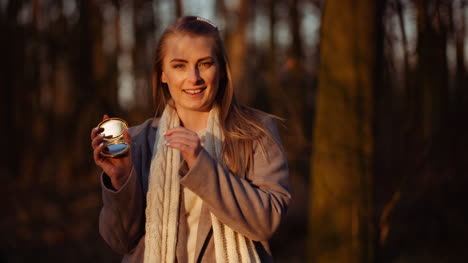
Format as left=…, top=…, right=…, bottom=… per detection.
left=183, top=87, right=206, bottom=95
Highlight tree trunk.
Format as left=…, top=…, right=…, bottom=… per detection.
left=175, top=0, right=183, bottom=17
left=308, top=0, right=376, bottom=262
left=414, top=0, right=449, bottom=140
left=454, top=0, right=467, bottom=111
left=395, top=0, right=410, bottom=98
left=1, top=0, right=23, bottom=178
left=287, top=0, right=309, bottom=146
left=226, top=0, right=250, bottom=104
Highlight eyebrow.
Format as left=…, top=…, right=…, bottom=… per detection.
left=170, top=58, right=187, bottom=63
left=169, top=56, right=213, bottom=63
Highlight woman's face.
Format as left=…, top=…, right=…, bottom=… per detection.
left=161, top=34, right=220, bottom=113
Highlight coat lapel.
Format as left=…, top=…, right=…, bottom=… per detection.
left=194, top=203, right=212, bottom=262
left=176, top=187, right=188, bottom=263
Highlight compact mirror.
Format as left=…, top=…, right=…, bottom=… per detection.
left=97, top=118, right=130, bottom=158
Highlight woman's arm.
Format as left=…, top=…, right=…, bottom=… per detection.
left=99, top=168, right=145, bottom=254
left=180, top=116, right=291, bottom=241
left=97, top=119, right=155, bottom=254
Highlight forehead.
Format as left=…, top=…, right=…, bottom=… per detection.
left=163, top=34, right=215, bottom=61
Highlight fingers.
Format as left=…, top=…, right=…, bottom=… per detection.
left=91, top=132, right=105, bottom=149
left=93, top=143, right=117, bottom=175
left=164, top=128, right=202, bottom=168
left=164, top=127, right=201, bottom=163
left=90, top=127, right=104, bottom=140
left=165, top=133, right=198, bottom=145
left=165, top=139, right=198, bottom=153
left=165, top=138, right=200, bottom=164
left=90, top=113, right=109, bottom=140
left=93, top=141, right=106, bottom=165
left=165, top=127, right=198, bottom=143
left=164, top=126, right=196, bottom=137
left=164, top=142, right=192, bottom=153
left=91, top=114, right=133, bottom=178
left=164, top=130, right=200, bottom=150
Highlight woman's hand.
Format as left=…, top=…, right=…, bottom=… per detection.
left=164, top=127, right=202, bottom=168
left=91, top=114, right=132, bottom=190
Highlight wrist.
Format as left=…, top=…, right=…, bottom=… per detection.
left=186, top=148, right=202, bottom=169
left=111, top=167, right=131, bottom=190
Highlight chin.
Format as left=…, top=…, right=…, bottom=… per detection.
left=179, top=103, right=205, bottom=112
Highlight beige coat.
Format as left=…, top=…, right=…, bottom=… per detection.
left=99, top=114, right=291, bottom=262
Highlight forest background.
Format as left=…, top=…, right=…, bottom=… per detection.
left=1, top=0, right=467, bottom=262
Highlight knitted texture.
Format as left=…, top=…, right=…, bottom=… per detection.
left=144, top=105, right=260, bottom=262
left=144, top=106, right=180, bottom=263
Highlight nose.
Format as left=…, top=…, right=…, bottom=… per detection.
left=187, top=67, right=202, bottom=85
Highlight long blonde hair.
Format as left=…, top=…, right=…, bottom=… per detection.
left=152, top=16, right=276, bottom=176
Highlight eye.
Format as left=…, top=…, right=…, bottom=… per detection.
left=198, top=61, right=214, bottom=69
left=172, top=63, right=185, bottom=69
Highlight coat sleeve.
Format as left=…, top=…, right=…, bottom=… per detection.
left=99, top=168, right=145, bottom=254
left=98, top=119, right=155, bottom=255
left=179, top=116, right=291, bottom=241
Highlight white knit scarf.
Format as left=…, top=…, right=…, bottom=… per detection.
left=144, top=104, right=260, bottom=263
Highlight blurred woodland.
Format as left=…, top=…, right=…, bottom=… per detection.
left=1, top=0, right=467, bottom=262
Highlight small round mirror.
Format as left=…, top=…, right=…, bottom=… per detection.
left=97, top=118, right=130, bottom=158
left=98, top=118, right=128, bottom=140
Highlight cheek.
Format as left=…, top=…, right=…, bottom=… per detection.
left=164, top=76, right=178, bottom=96
left=206, top=69, right=219, bottom=86
left=167, top=84, right=179, bottom=97
left=164, top=72, right=183, bottom=88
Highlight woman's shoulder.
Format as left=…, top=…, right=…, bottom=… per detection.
left=240, top=107, right=283, bottom=148
left=245, top=108, right=286, bottom=157
left=246, top=107, right=281, bottom=132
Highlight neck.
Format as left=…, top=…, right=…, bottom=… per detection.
left=176, top=108, right=210, bottom=132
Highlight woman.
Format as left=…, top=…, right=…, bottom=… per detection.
left=91, top=16, right=291, bottom=263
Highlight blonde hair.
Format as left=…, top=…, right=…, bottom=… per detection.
left=152, top=16, right=276, bottom=176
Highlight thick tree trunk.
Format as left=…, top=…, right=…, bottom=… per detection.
left=2, top=0, right=23, bottom=178
left=309, top=0, right=376, bottom=262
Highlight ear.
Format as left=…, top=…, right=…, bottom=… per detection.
left=161, top=71, right=167, bottom=83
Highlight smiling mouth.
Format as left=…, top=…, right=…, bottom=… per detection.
left=183, top=88, right=206, bottom=94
